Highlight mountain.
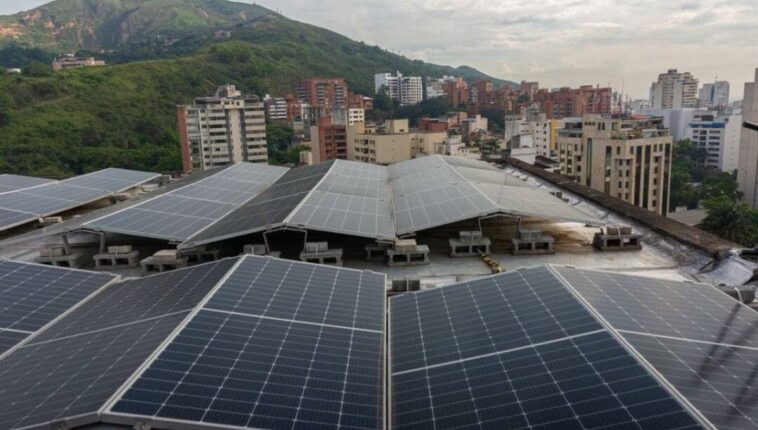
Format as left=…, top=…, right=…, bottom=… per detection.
left=0, top=0, right=271, bottom=51
left=0, top=0, right=514, bottom=177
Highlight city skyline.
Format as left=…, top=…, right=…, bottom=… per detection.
left=2, top=0, right=757, bottom=100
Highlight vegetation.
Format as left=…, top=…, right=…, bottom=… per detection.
left=368, top=96, right=450, bottom=126
left=266, top=124, right=307, bottom=165
left=0, top=0, right=513, bottom=177
left=699, top=197, right=758, bottom=247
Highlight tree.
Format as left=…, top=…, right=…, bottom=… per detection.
left=699, top=196, right=758, bottom=247
left=22, top=61, right=53, bottom=77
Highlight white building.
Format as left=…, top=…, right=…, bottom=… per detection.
left=264, top=95, right=287, bottom=121
left=685, top=113, right=741, bottom=172
left=400, top=76, right=423, bottom=106
left=628, top=99, right=650, bottom=114
left=503, top=110, right=555, bottom=157
left=738, top=69, right=758, bottom=208
left=650, top=69, right=699, bottom=109
left=375, top=72, right=399, bottom=101
left=641, top=108, right=708, bottom=141
left=698, top=80, right=730, bottom=108
left=178, top=85, right=268, bottom=172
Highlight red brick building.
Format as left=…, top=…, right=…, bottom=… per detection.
left=443, top=78, right=469, bottom=107
left=418, top=117, right=449, bottom=132
left=298, top=78, right=348, bottom=110
left=311, top=116, right=347, bottom=162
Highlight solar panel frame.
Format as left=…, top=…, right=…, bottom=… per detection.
left=105, top=255, right=387, bottom=430
left=0, top=168, right=159, bottom=231
left=0, top=174, right=54, bottom=194
left=388, top=266, right=708, bottom=430
left=0, top=258, right=242, bottom=430
left=551, top=265, right=758, bottom=429
left=85, top=163, right=288, bottom=242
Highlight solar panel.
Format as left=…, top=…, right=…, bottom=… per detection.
left=0, top=168, right=159, bottom=231
left=553, top=266, right=758, bottom=429
left=109, top=255, right=386, bottom=430
left=287, top=160, right=395, bottom=240
left=390, top=267, right=704, bottom=429
left=0, top=260, right=114, bottom=353
left=0, top=174, right=54, bottom=194
left=0, top=330, right=28, bottom=355
left=0, top=258, right=238, bottom=430
left=189, top=161, right=335, bottom=246
left=85, top=163, right=288, bottom=242
left=475, top=182, right=599, bottom=224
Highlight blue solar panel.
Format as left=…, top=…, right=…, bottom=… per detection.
left=110, top=255, right=386, bottom=430
left=390, top=267, right=704, bottom=430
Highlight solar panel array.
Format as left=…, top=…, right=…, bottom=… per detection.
left=0, top=168, right=159, bottom=232
left=555, top=266, right=758, bottom=430
left=185, top=156, right=598, bottom=247
left=0, top=260, right=115, bottom=354
left=0, top=174, right=54, bottom=194
left=0, top=258, right=236, bottom=430
left=287, top=160, right=395, bottom=240
left=86, top=163, right=288, bottom=242
left=110, top=256, right=387, bottom=430
left=189, top=161, right=335, bottom=246
left=389, top=266, right=703, bottom=429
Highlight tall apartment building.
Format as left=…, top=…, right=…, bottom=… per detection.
left=557, top=116, right=673, bottom=214
left=532, top=85, right=613, bottom=119
left=650, top=69, right=699, bottom=109
left=443, top=78, right=469, bottom=107
left=698, top=80, right=730, bottom=108
left=504, top=110, right=552, bottom=157
left=264, top=95, right=288, bottom=122
left=309, top=116, right=347, bottom=164
left=298, top=78, right=348, bottom=110
left=374, top=72, right=423, bottom=106
left=178, top=85, right=268, bottom=172
left=470, top=80, right=494, bottom=105
left=685, top=113, right=742, bottom=172
left=520, top=81, right=539, bottom=100
left=738, top=69, right=758, bottom=208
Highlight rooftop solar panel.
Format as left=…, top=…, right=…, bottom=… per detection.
left=189, top=162, right=335, bottom=246
left=0, top=258, right=239, bottom=430
left=475, top=182, right=599, bottom=224
left=553, top=266, right=758, bottom=429
left=0, top=330, right=28, bottom=355
left=0, top=168, right=159, bottom=231
left=85, top=163, right=288, bottom=242
left=390, top=266, right=705, bottom=430
left=109, top=255, right=386, bottom=430
left=0, top=174, right=54, bottom=194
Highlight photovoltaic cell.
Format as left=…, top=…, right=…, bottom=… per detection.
left=0, top=260, right=114, bottom=349
left=0, top=174, right=53, bottom=194
left=0, top=258, right=239, bottom=430
left=390, top=266, right=703, bottom=430
left=0, top=167, right=158, bottom=231
left=85, top=163, right=288, bottom=242
left=190, top=161, right=334, bottom=246
left=553, top=266, right=758, bottom=429
left=110, top=255, right=386, bottom=430
left=0, top=330, right=28, bottom=355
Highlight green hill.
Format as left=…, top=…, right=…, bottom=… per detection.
left=0, top=0, right=514, bottom=177
left=0, top=0, right=270, bottom=51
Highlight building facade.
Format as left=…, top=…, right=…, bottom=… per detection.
left=685, top=113, right=742, bottom=172
left=650, top=69, right=699, bottom=109
left=738, top=69, right=758, bottom=208
left=557, top=116, right=673, bottom=214
left=178, top=85, right=268, bottom=172
left=264, top=96, right=288, bottom=122
left=346, top=119, right=446, bottom=165
left=698, top=80, right=730, bottom=109
left=52, top=54, right=105, bottom=71
left=375, top=72, right=423, bottom=106
left=298, top=78, right=348, bottom=110
left=309, top=116, right=347, bottom=163
left=504, top=109, right=564, bottom=157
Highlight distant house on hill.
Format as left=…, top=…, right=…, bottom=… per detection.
left=52, top=54, right=106, bottom=71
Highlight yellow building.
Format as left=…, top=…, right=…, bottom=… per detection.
left=347, top=120, right=447, bottom=165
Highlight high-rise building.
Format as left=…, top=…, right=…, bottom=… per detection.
left=738, top=69, right=758, bottom=208
left=178, top=85, right=268, bottom=172
left=263, top=95, right=287, bottom=122
left=531, top=85, right=613, bottom=119
left=686, top=113, right=742, bottom=172
left=374, top=72, right=423, bottom=106
left=649, top=69, right=699, bottom=109
left=698, top=80, right=730, bottom=108
left=504, top=109, right=552, bottom=157
left=297, top=78, right=348, bottom=110
left=557, top=116, right=673, bottom=214
left=309, top=116, right=347, bottom=164
left=443, top=78, right=469, bottom=107
left=470, top=80, right=494, bottom=105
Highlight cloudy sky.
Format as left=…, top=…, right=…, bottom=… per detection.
left=3, top=0, right=757, bottom=99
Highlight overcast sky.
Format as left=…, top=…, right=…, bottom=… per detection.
left=3, top=0, right=757, bottom=99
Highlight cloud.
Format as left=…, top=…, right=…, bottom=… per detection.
left=2, top=0, right=756, bottom=99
